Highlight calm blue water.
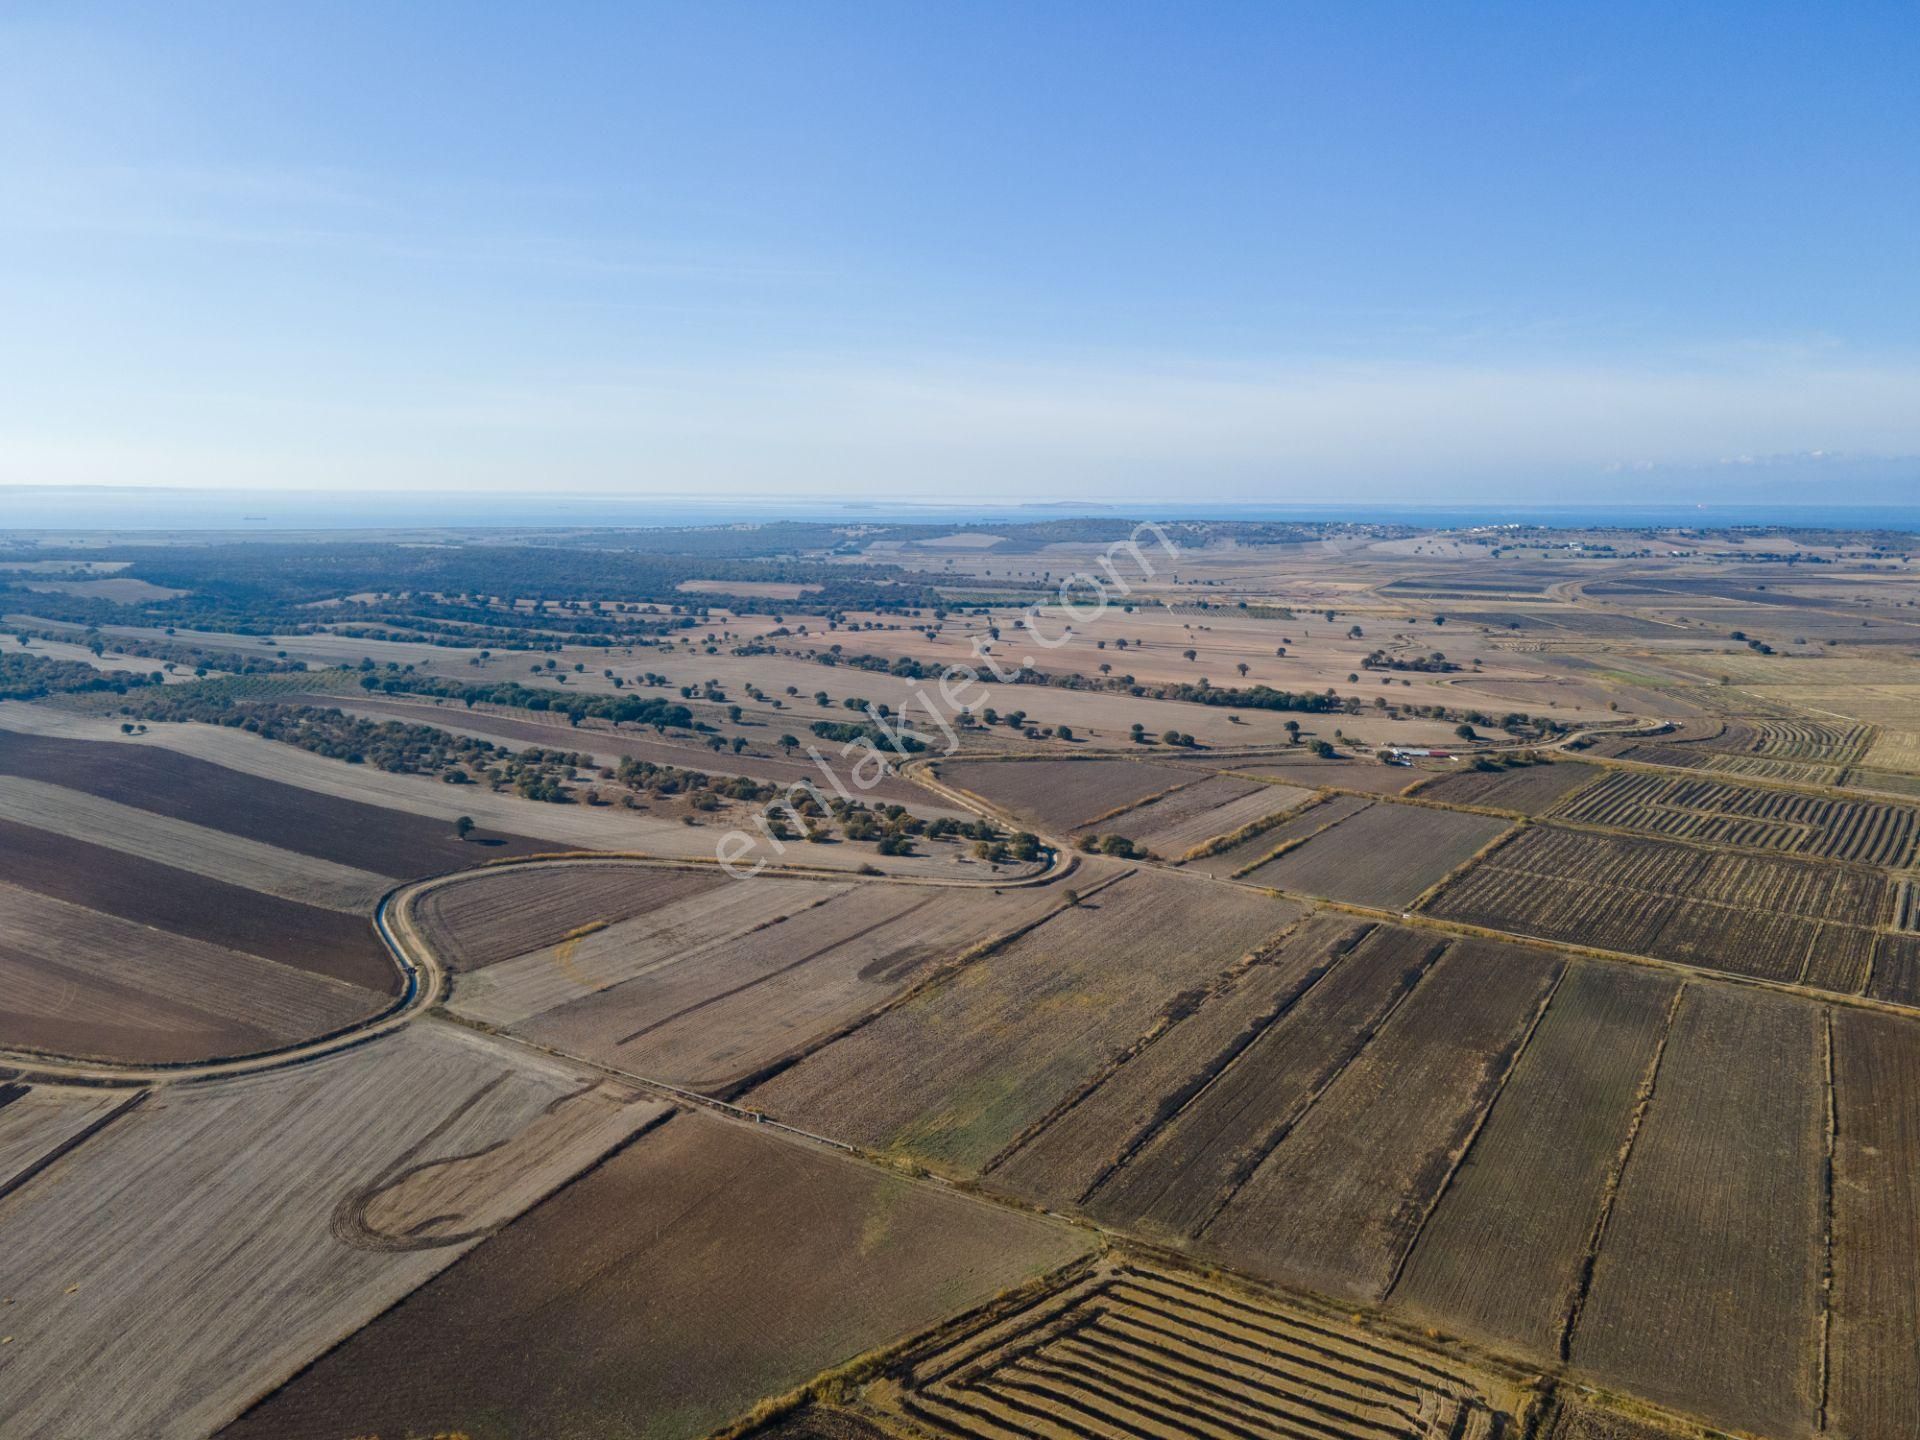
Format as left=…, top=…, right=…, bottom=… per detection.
left=4, top=487, right=1918, bottom=534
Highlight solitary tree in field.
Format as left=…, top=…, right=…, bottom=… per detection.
left=1237, top=662, right=1250, bottom=678
left=1183, top=649, right=1198, bottom=662
left=455, top=815, right=475, bottom=841
left=779, top=734, right=800, bottom=753
left=1284, top=720, right=1301, bottom=743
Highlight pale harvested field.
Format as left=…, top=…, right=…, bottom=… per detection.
left=937, top=755, right=1198, bottom=832
left=748, top=869, right=1296, bottom=1174
left=445, top=875, right=838, bottom=1029
left=0, top=1022, right=666, bottom=1440
left=17, top=576, right=185, bottom=601
left=1087, top=923, right=1443, bottom=1239
left=1412, top=760, right=1601, bottom=815
left=575, top=883, right=1068, bottom=1093
left=1203, top=937, right=1564, bottom=1302
left=1828, top=1008, right=1920, bottom=1439
left=411, top=862, right=729, bottom=971
left=0, top=881, right=386, bottom=1063
left=1113, top=774, right=1313, bottom=857
left=0, top=1084, right=131, bottom=1195
left=1391, top=963, right=1680, bottom=1357
left=1229, top=756, right=1441, bottom=792
left=0, top=775, right=393, bottom=912
left=1570, top=985, right=1825, bottom=1439
left=989, top=913, right=1370, bottom=1208
left=221, top=1110, right=1090, bottom=1440
left=1240, top=800, right=1512, bottom=908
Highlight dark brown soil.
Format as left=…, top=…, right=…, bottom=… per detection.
left=0, top=728, right=558, bottom=876
left=0, top=816, right=396, bottom=993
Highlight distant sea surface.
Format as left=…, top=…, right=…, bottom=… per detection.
left=3, top=487, right=1918, bottom=534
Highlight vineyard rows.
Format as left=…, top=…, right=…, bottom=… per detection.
left=1551, top=769, right=1920, bottom=868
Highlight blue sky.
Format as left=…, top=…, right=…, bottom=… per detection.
left=3, top=3, right=1917, bottom=503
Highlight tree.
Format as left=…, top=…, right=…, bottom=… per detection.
left=1284, top=719, right=1301, bottom=743
left=1236, top=663, right=1250, bottom=678
left=1056, top=724, right=1074, bottom=741
left=1129, top=722, right=1146, bottom=743
left=1311, top=739, right=1336, bottom=758
left=1454, top=723, right=1478, bottom=741
left=455, top=815, right=475, bottom=841
left=1183, top=649, right=1198, bottom=662
left=778, top=733, right=800, bottom=753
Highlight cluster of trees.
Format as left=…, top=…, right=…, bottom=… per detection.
left=1360, top=649, right=1459, bottom=673
left=0, top=651, right=164, bottom=701
left=357, top=672, right=698, bottom=732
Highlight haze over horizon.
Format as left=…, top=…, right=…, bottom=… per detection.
left=3, top=4, right=1916, bottom=504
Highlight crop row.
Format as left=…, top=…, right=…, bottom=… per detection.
left=1551, top=770, right=1920, bottom=868
left=893, top=1261, right=1518, bottom=1440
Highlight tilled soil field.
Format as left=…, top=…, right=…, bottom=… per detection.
left=1411, top=760, right=1601, bottom=815
left=411, top=861, right=731, bottom=971
left=747, top=869, right=1296, bottom=1174
left=1201, top=937, right=1565, bottom=1303
left=0, top=816, right=395, bottom=992
left=1828, top=1008, right=1920, bottom=1439
left=1568, top=985, right=1825, bottom=1439
left=219, top=1110, right=1091, bottom=1440
left=936, top=756, right=1199, bottom=833
left=0, top=880, right=387, bottom=1063
left=1239, top=800, right=1512, bottom=908
left=1390, top=963, right=1681, bottom=1358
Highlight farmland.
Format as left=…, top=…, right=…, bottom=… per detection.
left=220, top=1111, right=1090, bottom=1440
left=1237, top=799, right=1512, bottom=908
left=1423, top=824, right=1890, bottom=991
left=11, top=523, right=1920, bottom=1440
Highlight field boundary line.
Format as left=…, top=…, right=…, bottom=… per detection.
left=0, top=1087, right=149, bottom=1204
left=1556, top=980, right=1688, bottom=1362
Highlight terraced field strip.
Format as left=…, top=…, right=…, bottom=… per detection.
left=1111, top=776, right=1316, bottom=858
left=886, top=1260, right=1526, bottom=1440
left=0, top=1083, right=142, bottom=1200
left=1203, top=938, right=1566, bottom=1304
left=1390, top=963, right=1681, bottom=1359
left=1826, top=1008, right=1920, bottom=1438
left=1213, top=792, right=1374, bottom=879
left=1569, top=985, right=1825, bottom=1440
left=1088, top=924, right=1443, bottom=1240
left=1551, top=769, right=1920, bottom=868
left=987, top=915, right=1373, bottom=1208
left=0, top=774, right=394, bottom=912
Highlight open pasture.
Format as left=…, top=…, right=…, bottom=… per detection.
left=1424, top=825, right=1888, bottom=990
left=221, top=1110, right=1090, bottom=1440
left=747, top=868, right=1296, bottom=1174
left=876, top=1258, right=1530, bottom=1440
left=0, top=1022, right=666, bottom=1440
left=1200, top=937, right=1564, bottom=1303
left=0, top=881, right=387, bottom=1063
left=1238, top=799, right=1512, bottom=908
left=1568, top=985, right=1825, bottom=1440
left=1551, top=768, right=1920, bottom=868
